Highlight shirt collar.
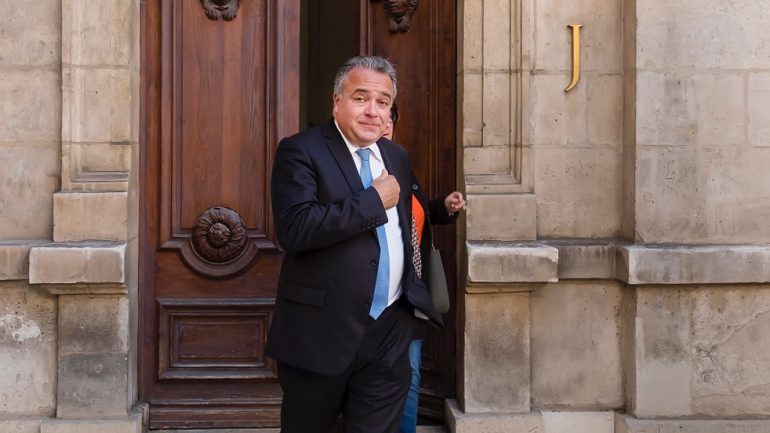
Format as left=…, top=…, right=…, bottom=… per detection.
left=334, top=119, right=384, bottom=164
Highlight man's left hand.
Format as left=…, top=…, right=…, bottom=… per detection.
left=444, top=191, right=466, bottom=214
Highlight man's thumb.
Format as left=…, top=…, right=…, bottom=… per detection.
left=378, top=169, right=389, bottom=178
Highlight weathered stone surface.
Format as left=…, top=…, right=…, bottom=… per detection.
left=542, top=411, right=614, bottom=433
left=0, top=419, right=43, bottom=433
left=482, top=0, right=510, bottom=71
left=0, top=0, right=60, bottom=67
left=447, top=399, right=543, bottom=433
left=531, top=282, right=623, bottom=409
left=636, top=0, right=770, bottom=70
left=635, top=146, right=770, bottom=244
left=587, top=74, right=622, bottom=146
left=632, top=287, right=694, bottom=418
left=635, top=72, right=695, bottom=146
left=57, top=352, right=129, bottom=418
left=62, top=142, right=131, bottom=178
left=461, top=73, right=483, bottom=147
left=62, top=0, right=132, bottom=66
left=464, top=146, right=511, bottom=176
left=28, top=242, right=126, bottom=285
left=545, top=240, right=620, bottom=280
left=0, top=284, right=56, bottom=416
left=0, top=70, right=60, bottom=142
left=534, top=146, right=623, bottom=238
left=534, top=0, right=621, bottom=72
left=467, top=242, right=557, bottom=283
left=53, top=192, right=128, bottom=242
left=619, top=245, right=770, bottom=284
left=748, top=73, right=770, bottom=147
left=635, top=71, right=750, bottom=148
left=690, top=288, right=770, bottom=416
left=41, top=412, right=141, bottom=433
left=460, top=0, right=482, bottom=72
left=482, top=73, right=511, bottom=147
left=632, top=286, right=770, bottom=418
left=59, top=295, right=129, bottom=354
left=154, top=430, right=279, bottom=433
left=617, top=414, right=770, bottom=433
left=692, top=74, right=746, bottom=146
left=615, top=414, right=657, bottom=433
left=62, top=67, right=127, bottom=144
left=149, top=429, right=435, bottom=433
left=530, top=74, right=587, bottom=146
left=466, top=194, right=537, bottom=241
left=0, top=241, right=47, bottom=280
left=462, top=293, right=530, bottom=413
left=0, top=145, right=59, bottom=240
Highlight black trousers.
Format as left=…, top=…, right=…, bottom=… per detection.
left=277, top=300, right=415, bottom=433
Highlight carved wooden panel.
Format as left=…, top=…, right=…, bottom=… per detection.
left=158, top=0, right=277, bottom=277
left=158, top=298, right=276, bottom=380
left=141, top=0, right=298, bottom=427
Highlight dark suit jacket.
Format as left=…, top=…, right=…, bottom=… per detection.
left=266, top=119, right=442, bottom=375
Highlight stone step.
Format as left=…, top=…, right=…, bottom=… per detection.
left=151, top=427, right=446, bottom=433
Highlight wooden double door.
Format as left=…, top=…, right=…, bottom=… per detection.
left=140, top=0, right=456, bottom=428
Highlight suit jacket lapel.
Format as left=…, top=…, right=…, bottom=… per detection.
left=322, top=120, right=363, bottom=194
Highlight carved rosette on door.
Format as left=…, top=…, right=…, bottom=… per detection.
left=179, top=206, right=259, bottom=278
left=200, top=0, right=241, bottom=21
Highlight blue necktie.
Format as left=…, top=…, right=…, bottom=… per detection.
left=356, top=148, right=390, bottom=319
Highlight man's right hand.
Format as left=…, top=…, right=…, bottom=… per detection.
left=371, top=169, right=400, bottom=209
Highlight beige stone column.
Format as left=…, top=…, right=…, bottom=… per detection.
left=452, top=0, right=626, bottom=430
left=617, top=0, right=770, bottom=430
left=28, top=0, right=143, bottom=432
left=450, top=0, right=542, bottom=430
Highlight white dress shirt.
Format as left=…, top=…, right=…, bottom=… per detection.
left=335, top=121, right=404, bottom=308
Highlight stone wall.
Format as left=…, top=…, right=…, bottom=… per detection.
left=454, top=0, right=770, bottom=431
left=629, top=285, right=770, bottom=418
left=0, top=2, right=61, bottom=432
left=0, top=282, right=56, bottom=432
left=632, top=0, right=770, bottom=244
left=0, top=1, right=61, bottom=240
left=0, top=0, right=140, bottom=432
left=530, top=281, right=623, bottom=410
left=531, top=0, right=624, bottom=238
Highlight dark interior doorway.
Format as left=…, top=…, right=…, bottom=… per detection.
left=299, top=0, right=357, bottom=130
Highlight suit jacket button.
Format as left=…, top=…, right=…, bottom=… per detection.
left=412, top=184, right=419, bottom=191
left=371, top=259, right=378, bottom=266
left=363, top=302, right=370, bottom=310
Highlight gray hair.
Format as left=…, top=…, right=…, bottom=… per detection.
left=333, top=56, right=398, bottom=100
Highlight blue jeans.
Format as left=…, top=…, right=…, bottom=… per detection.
left=398, top=339, right=423, bottom=433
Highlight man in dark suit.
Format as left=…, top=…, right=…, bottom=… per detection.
left=266, top=56, right=442, bottom=433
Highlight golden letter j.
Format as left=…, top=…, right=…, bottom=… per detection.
left=565, top=24, right=583, bottom=92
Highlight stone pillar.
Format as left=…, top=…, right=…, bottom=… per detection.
left=461, top=292, right=531, bottom=414
left=27, top=0, right=143, bottom=431
left=616, top=0, right=770, bottom=429
left=56, top=295, right=130, bottom=418
left=451, top=0, right=626, bottom=430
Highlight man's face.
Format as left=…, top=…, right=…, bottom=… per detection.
left=333, top=67, right=394, bottom=147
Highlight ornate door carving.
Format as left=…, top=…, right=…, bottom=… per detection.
left=140, top=0, right=298, bottom=428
